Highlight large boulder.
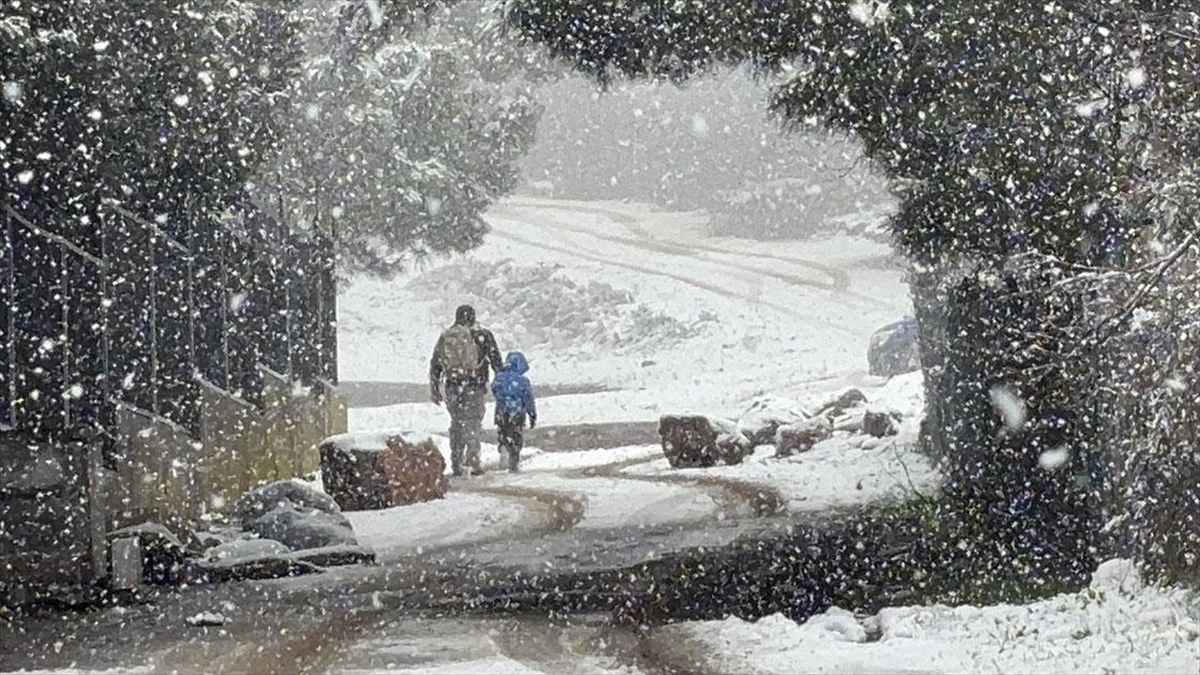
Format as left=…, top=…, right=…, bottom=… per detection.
left=775, top=417, right=833, bottom=457
left=248, top=505, right=357, bottom=550
left=232, top=479, right=340, bottom=526
left=319, top=432, right=448, bottom=511
left=867, top=317, right=920, bottom=377
left=659, top=415, right=752, bottom=468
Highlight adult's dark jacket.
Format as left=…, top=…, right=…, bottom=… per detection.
left=429, top=319, right=503, bottom=395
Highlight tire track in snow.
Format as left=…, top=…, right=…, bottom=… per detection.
left=501, top=199, right=891, bottom=310
left=469, top=483, right=586, bottom=533
left=572, top=455, right=787, bottom=520
left=487, top=227, right=859, bottom=337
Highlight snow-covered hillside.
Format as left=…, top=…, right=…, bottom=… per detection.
left=339, top=197, right=909, bottom=421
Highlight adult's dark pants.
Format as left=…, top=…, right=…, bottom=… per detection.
left=446, top=382, right=486, bottom=475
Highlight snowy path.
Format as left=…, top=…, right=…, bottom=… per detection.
left=0, top=200, right=930, bottom=675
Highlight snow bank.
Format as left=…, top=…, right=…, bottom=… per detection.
left=659, top=559, right=1200, bottom=674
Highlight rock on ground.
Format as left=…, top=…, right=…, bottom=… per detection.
left=738, top=395, right=810, bottom=446
left=659, top=414, right=753, bottom=468
left=775, top=417, right=833, bottom=457
left=248, top=505, right=358, bottom=551
left=867, top=316, right=920, bottom=377
left=232, top=479, right=341, bottom=526
left=319, top=433, right=448, bottom=510
left=814, top=388, right=868, bottom=420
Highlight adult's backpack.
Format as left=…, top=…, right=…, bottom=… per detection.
left=440, top=325, right=479, bottom=377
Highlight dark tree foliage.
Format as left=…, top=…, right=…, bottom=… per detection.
left=1, top=0, right=300, bottom=227
left=254, top=0, right=543, bottom=276
left=507, top=0, right=1192, bottom=264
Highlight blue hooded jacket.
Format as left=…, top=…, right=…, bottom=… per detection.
left=492, top=351, right=536, bottom=422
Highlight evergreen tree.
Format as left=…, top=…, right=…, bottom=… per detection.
left=256, top=1, right=542, bottom=276
left=1, top=0, right=299, bottom=229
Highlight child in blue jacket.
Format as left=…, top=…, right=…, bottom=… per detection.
left=491, top=351, right=537, bottom=472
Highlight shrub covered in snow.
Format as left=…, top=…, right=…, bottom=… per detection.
left=408, top=259, right=703, bottom=354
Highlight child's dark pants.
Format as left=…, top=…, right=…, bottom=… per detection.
left=496, top=414, right=525, bottom=472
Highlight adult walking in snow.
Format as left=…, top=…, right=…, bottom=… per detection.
left=430, top=304, right=503, bottom=476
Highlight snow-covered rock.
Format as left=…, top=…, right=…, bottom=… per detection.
left=232, top=478, right=341, bottom=527
left=739, top=395, right=810, bottom=446
left=814, top=388, right=868, bottom=420
left=204, top=538, right=290, bottom=563
left=861, top=410, right=899, bottom=438
left=186, top=611, right=227, bottom=627
left=659, top=414, right=751, bottom=468
left=248, top=505, right=357, bottom=551
left=775, top=417, right=833, bottom=457
left=319, top=432, right=448, bottom=511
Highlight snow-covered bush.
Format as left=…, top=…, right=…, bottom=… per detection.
left=408, top=259, right=704, bottom=354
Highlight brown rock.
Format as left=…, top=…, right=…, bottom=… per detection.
left=658, top=415, right=751, bottom=468
left=318, top=433, right=447, bottom=510
left=775, top=417, right=833, bottom=457
left=815, top=388, right=868, bottom=420
left=862, top=410, right=899, bottom=438
left=380, top=435, right=449, bottom=505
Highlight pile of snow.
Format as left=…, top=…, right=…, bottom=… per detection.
left=659, top=559, right=1200, bottom=674
left=405, top=259, right=705, bottom=354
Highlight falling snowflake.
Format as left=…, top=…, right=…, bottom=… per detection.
left=1038, top=447, right=1071, bottom=471
left=989, top=385, right=1028, bottom=430
left=3, top=81, right=23, bottom=104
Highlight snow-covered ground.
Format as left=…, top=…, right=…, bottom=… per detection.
left=339, top=198, right=909, bottom=420
left=651, top=560, right=1200, bottom=674
left=346, top=492, right=530, bottom=560
left=625, top=373, right=939, bottom=512
left=334, top=197, right=928, bottom=558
